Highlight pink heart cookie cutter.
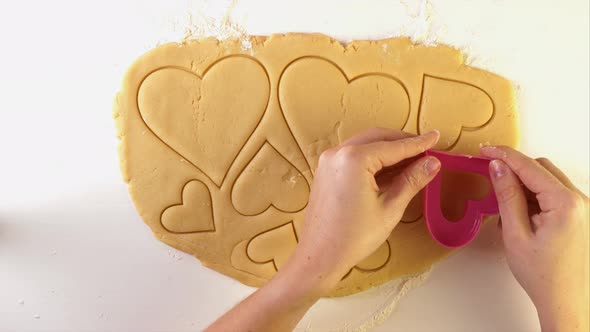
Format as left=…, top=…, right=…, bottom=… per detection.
left=424, top=150, right=499, bottom=248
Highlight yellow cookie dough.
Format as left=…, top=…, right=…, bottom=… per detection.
left=114, top=34, right=518, bottom=297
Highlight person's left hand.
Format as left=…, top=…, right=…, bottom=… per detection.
left=207, top=128, right=441, bottom=332
left=285, top=128, right=441, bottom=293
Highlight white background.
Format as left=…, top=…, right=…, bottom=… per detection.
left=0, top=0, right=588, bottom=331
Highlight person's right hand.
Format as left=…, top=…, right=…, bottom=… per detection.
left=481, top=146, right=589, bottom=332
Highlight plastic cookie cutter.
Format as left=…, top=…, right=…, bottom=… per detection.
left=423, top=150, right=499, bottom=248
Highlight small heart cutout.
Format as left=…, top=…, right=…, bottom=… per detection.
left=279, top=57, right=410, bottom=171
left=247, top=221, right=298, bottom=271
left=161, top=180, right=215, bottom=233
left=418, top=75, right=494, bottom=150
left=231, top=141, right=310, bottom=216
left=138, top=56, right=270, bottom=186
left=424, top=150, right=499, bottom=248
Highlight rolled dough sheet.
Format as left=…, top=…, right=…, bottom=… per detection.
left=114, top=33, right=518, bottom=297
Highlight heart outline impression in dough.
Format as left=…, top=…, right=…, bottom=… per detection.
left=245, top=220, right=391, bottom=274
left=137, top=55, right=271, bottom=187
left=417, top=74, right=495, bottom=150
left=247, top=221, right=299, bottom=271
left=231, top=140, right=310, bottom=216
left=278, top=56, right=411, bottom=173
left=160, top=179, right=215, bottom=234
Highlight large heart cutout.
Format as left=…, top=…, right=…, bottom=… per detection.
left=278, top=56, right=410, bottom=171
left=418, top=75, right=494, bottom=150
left=138, top=56, right=270, bottom=186
left=231, top=141, right=310, bottom=216
left=160, top=180, right=215, bottom=233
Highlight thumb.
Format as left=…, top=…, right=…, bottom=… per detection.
left=489, top=160, right=532, bottom=242
left=384, top=156, right=440, bottom=210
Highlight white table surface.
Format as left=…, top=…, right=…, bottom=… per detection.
left=0, top=0, right=588, bottom=331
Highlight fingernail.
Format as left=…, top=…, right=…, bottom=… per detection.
left=479, top=142, right=491, bottom=148
left=428, top=129, right=440, bottom=137
left=490, top=160, right=506, bottom=179
left=424, top=157, right=441, bottom=175
left=481, top=145, right=508, bottom=159
left=416, top=130, right=439, bottom=141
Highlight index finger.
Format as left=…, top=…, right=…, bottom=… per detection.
left=354, top=130, right=439, bottom=174
left=341, top=127, right=414, bottom=146
left=480, top=146, right=567, bottom=195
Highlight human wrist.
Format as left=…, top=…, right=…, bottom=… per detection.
left=285, top=256, right=340, bottom=298
left=270, top=249, right=343, bottom=303
left=535, top=297, right=588, bottom=332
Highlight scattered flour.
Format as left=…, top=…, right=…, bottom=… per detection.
left=400, top=0, right=446, bottom=46
left=159, top=0, right=456, bottom=57
left=350, top=270, right=432, bottom=332
left=400, top=0, right=424, bottom=18
left=241, top=37, right=253, bottom=53
left=168, top=249, right=185, bottom=261
left=296, top=269, right=432, bottom=331
left=179, top=0, right=246, bottom=42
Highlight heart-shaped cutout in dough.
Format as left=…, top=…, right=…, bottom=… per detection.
left=418, top=75, right=494, bottom=150
left=247, top=221, right=298, bottom=271
left=161, top=180, right=215, bottom=233
left=231, top=141, right=310, bottom=216
left=279, top=57, right=410, bottom=171
left=138, top=56, right=270, bottom=186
